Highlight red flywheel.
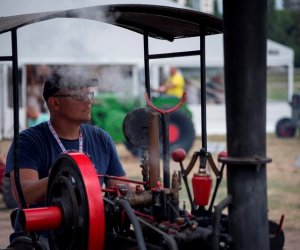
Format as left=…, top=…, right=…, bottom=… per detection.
left=20, top=153, right=105, bottom=250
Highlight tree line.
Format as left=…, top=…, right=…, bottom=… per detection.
left=268, top=1, right=299, bottom=67
left=212, top=0, right=300, bottom=67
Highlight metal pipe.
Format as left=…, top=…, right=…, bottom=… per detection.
left=223, top=1, right=269, bottom=249
left=0, top=56, right=13, bottom=61
left=208, top=163, right=225, bottom=213
left=200, top=33, right=207, bottom=151
left=99, top=174, right=147, bottom=185
left=19, top=207, right=63, bottom=232
left=148, top=50, right=201, bottom=59
left=137, top=216, right=178, bottom=250
left=179, top=161, right=195, bottom=212
left=11, top=29, right=27, bottom=209
left=161, top=113, right=170, bottom=188
left=148, top=111, right=161, bottom=188
left=143, top=32, right=151, bottom=98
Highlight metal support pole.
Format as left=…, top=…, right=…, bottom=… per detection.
left=12, top=29, right=27, bottom=208
left=200, top=33, right=207, bottom=151
left=162, top=113, right=170, bottom=188
left=143, top=32, right=151, bottom=98
left=223, top=1, right=269, bottom=249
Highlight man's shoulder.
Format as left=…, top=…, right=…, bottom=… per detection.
left=81, top=123, right=108, bottom=136
left=20, top=121, right=48, bottom=137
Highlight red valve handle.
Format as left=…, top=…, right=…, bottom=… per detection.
left=171, top=148, right=187, bottom=162
left=144, top=92, right=187, bottom=114
left=218, top=151, right=228, bottom=158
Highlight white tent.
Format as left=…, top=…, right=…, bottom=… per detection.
left=0, top=0, right=294, bottom=96
left=149, top=35, right=295, bottom=99
left=0, top=0, right=295, bottom=139
left=0, top=22, right=294, bottom=94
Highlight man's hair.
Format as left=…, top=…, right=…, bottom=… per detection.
left=43, top=71, right=98, bottom=101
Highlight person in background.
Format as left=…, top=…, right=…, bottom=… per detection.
left=156, top=67, right=185, bottom=98
left=206, top=75, right=224, bottom=104
left=26, top=105, right=49, bottom=127
left=184, top=77, right=200, bottom=104
left=26, top=65, right=51, bottom=114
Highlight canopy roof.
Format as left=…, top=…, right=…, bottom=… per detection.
left=0, top=4, right=222, bottom=41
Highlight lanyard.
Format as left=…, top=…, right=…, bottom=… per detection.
left=47, top=121, right=83, bottom=153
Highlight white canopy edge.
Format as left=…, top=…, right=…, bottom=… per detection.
left=0, top=18, right=294, bottom=99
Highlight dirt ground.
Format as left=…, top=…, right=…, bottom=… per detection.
left=0, top=136, right=299, bottom=249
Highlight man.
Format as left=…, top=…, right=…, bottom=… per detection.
left=157, top=67, right=185, bottom=98
left=5, top=71, right=127, bottom=206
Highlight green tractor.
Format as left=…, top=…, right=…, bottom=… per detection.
left=91, top=93, right=195, bottom=155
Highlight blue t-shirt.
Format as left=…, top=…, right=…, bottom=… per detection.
left=5, top=122, right=125, bottom=182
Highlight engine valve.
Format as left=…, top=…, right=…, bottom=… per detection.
left=192, top=170, right=212, bottom=206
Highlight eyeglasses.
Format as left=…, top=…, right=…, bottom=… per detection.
left=53, top=92, right=94, bottom=102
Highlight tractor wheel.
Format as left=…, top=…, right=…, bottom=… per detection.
left=275, top=118, right=297, bottom=138
left=2, top=176, right=17, bottom=209
left=124, top=109, right=195, bottom=157
left=168, top=109, right=195, bottom=153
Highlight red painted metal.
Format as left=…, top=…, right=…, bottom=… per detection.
left=134, top=211, right=155, bottom=222
left=192, top=173, right=212, bottom=206
left=276, top=214, right=285, bottom=235
left=169, top=124, right=180, bottom=143
left=218, top=151, right=228, bottom=158
left=144, top=92, right=187, bottom=114
left=99, top=174, right=148, bottom=185
left=21, top=207, right=62, bottom=232
left=171, top=148, right=186, bottom=162
left=69, top=152, right=105, bottom=250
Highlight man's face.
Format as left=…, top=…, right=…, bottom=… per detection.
left=170, top=67, right=177, bottom=76
left=52, top=87, right=94, bottom=123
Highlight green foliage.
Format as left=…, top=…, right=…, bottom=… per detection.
left=268, top=1, right=300, bottom=67
left=213, top=0, right=222, bottom=18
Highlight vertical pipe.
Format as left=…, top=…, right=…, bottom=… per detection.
left=162, top=114, right=170, bottom=188
left=143, top=32, right=151, bottom=98
left=148, top=111, right=161, bottom=188
left=223, top=1, right=269, bottom=249
left=200, top=33, right=207, bottom=151
left=12, top=29, right=27, bottom=208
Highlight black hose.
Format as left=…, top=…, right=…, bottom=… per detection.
left=212, top=195, right=232, bottom=250
left=137, top=216, right=178, bottom=250
left=118, top=199, right=146, bottom=250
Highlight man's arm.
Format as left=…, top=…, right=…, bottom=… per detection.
left=10, top=169, right=48, bottom=205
